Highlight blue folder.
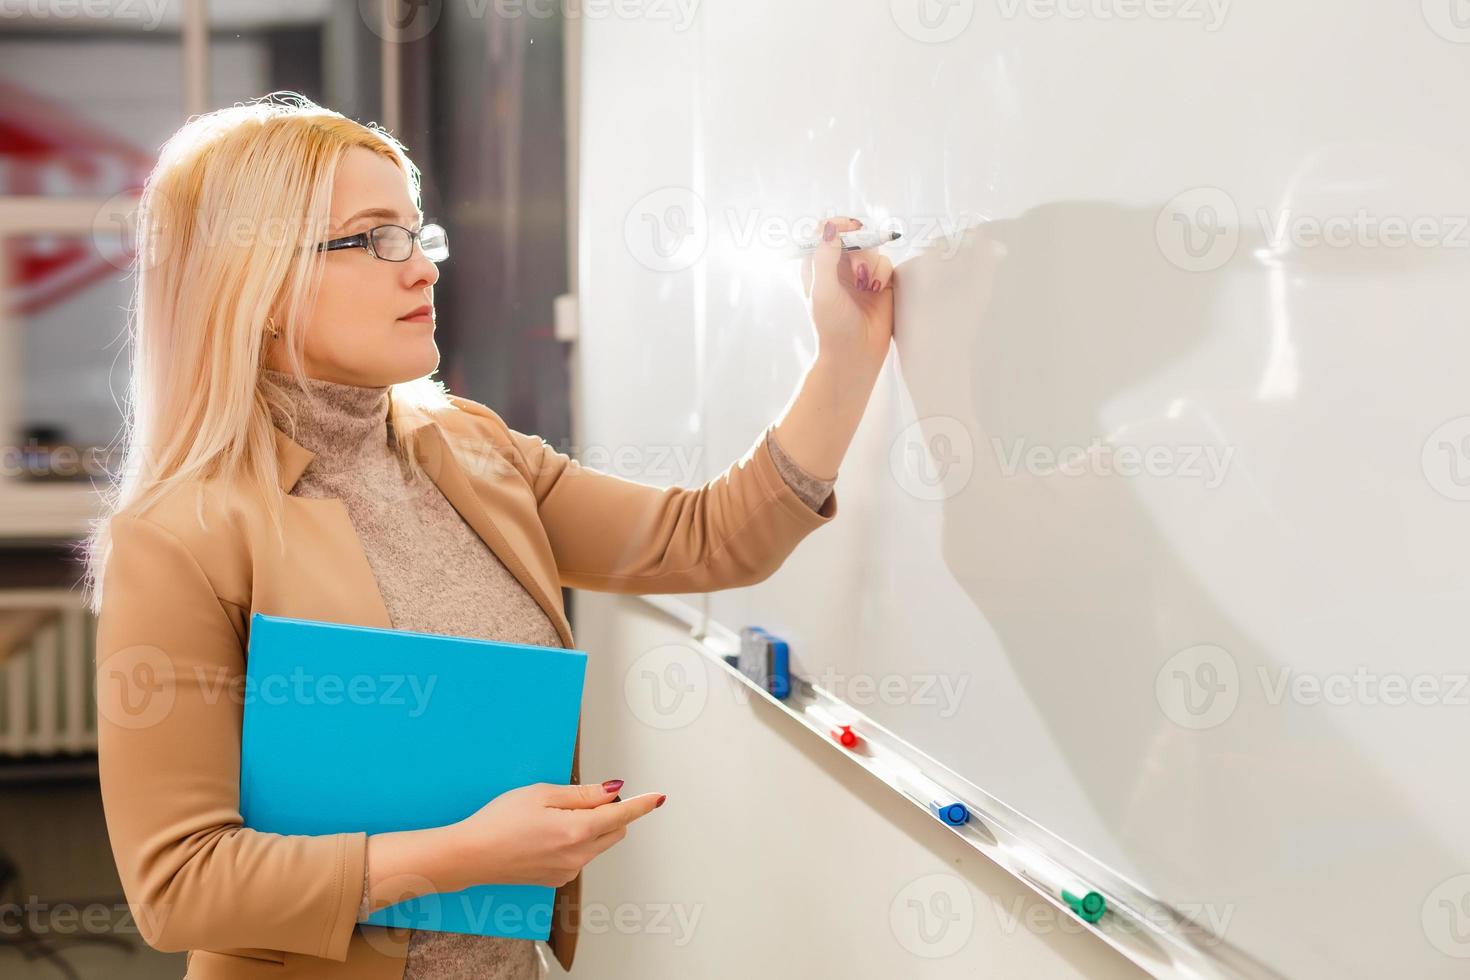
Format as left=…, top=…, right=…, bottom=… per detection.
left=239, top=613, right=587, bottom=941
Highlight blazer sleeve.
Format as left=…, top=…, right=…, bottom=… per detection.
left=94, top=514, right=367, bottom=960
left=477, top=409, right=837, bottom=594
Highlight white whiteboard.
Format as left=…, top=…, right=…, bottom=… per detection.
left=578, top=5, right=1470, bottom=977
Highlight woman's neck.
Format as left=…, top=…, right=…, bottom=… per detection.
left=261, top=367, right=392, bottom=474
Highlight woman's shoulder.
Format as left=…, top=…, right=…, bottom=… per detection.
left=431, top=391, right=513, bottom=439
left=412, top=392, right=536, bottom=484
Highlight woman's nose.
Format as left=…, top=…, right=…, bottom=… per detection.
left=403, top=246, right=439, bottom=287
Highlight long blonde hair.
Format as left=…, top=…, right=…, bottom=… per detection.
left=81, top=92, right=451, bottom=613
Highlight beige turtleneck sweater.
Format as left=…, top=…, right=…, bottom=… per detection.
left=260, top=368, right=834, bottom=979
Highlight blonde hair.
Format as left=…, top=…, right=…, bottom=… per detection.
left=81, top=92, right=451, bottom=613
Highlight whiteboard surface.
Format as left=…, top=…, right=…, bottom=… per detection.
left=580, top=5, right=1470, bottom=976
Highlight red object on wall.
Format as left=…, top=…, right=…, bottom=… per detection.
left=0, top=79, right=157, bottom=315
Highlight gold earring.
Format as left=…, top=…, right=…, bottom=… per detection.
left=265, top=315, right=279, bottom=338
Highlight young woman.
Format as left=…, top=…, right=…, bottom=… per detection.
left=84, top=93, right=894, bottom=980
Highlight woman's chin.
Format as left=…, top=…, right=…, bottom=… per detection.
left=388, top=337, right=440, bottom=381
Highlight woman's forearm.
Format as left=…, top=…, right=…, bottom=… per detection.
left=771, top=350, right=884, bottom=482
left=362, top=825, right=465, bottom=917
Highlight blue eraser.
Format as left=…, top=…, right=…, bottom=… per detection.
left=737, top=626, right=791, bottom=700
left=767, top=635, right=790, bottom=700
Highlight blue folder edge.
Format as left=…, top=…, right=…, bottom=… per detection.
left=239, top=612, right=587, bottom=942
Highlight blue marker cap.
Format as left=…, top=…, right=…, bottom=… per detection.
left=930, top=800, right=970, bottom=826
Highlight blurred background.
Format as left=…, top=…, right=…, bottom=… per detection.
left=0, top=1, right=575, bottom=975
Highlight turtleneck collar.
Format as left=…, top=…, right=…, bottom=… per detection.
left=261, top=367, right=392, bottom=475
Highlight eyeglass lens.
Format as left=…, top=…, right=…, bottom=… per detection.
left=369, top=224, right=449, bottom=262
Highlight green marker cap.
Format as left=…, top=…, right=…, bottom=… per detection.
left=1061, top=889, right=1107, bottom=923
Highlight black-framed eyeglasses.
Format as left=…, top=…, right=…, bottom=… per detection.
left=317, top=222, right=449, bottom=263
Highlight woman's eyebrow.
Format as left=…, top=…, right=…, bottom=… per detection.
left=340, top=207, right=424, bottom=229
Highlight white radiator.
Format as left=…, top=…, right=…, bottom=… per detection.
left=0, top=589, right=96, bottom=757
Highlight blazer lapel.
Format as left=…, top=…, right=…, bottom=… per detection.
left=404, top=420, right=575, bottom=649
left=271, top=427, right=395, bottom=631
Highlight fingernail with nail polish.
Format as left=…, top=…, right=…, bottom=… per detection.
left=655, top=795, right=667, bottom=808
left=602, top=779, right=624, bottom=793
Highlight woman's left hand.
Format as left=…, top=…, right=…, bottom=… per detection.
left=800, top=215, right=895, bottom=378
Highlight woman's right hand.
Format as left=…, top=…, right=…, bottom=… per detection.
left=444, top=781, right=665, bottom=891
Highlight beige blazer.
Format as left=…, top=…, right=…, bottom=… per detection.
left=94, top=392, right=836, bottom=979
